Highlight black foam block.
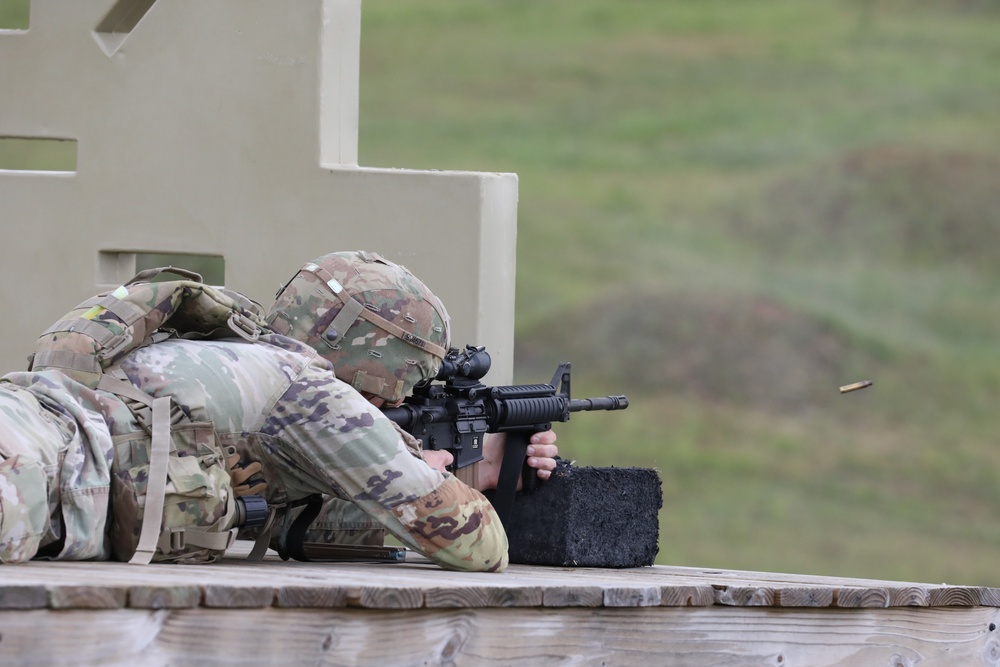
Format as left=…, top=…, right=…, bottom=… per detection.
left=498, top=460, right=662, bottom=568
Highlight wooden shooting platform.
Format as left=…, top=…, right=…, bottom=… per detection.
left=2, top=541, right=1000, bottom=666
left=5, top=5, right=1000, bottom=665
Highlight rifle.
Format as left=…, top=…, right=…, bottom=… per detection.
left=381, top=345, right=629, bottom=527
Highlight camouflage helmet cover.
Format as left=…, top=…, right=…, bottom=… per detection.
left=267, top=251, right=451, bottom=403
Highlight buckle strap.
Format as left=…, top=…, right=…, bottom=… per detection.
left=158, top=527, right=238, bottom=553
left=128, top=395, right=172, bottom=565
left=324, top=296, right=364, bottom=346
left=247, top=505, right=280, bottom=561
left=40, top=317, right=118, bottom=343
left=97, top=374, right=154, bottom=408
left=227, top=311, right=262, bottom=342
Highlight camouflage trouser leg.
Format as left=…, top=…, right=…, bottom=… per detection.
left=0, top=387, right=62, bottom=563
left=303, top=496, right=386, bottom=546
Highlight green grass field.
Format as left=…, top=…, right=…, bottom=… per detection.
left=358, top=0, right=1000, bottom=585
left=5, top=0, right=1000, bottom=584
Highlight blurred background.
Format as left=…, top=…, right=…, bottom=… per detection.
left=5, top=0, right=1000, bottom=584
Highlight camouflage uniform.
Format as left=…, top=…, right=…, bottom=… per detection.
left=0, top=370, right=117, bottom=561
left=0, top=333, right=508, bottom=572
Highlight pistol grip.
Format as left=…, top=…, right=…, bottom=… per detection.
left=492, top=431, right=533, bottom=529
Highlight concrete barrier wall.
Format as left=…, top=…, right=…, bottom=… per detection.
left=0, top=0, right=518, bottom=381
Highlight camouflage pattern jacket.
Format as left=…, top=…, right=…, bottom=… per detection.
left=0, top=333, right=508, bottom=572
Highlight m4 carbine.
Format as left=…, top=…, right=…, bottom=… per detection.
left=381, top=345, right=628, bottom=527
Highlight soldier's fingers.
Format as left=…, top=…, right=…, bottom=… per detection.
left=530, top=429, right=557, bottom=445
left=526, top=444, right=558, bottom=461
left=527, top=456, right=557, bottom=472
left=423, top=449, right=454, bottom=473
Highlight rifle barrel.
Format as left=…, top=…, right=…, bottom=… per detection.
left=568, top=395, right=629, bottom=412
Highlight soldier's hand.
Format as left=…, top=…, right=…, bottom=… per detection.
left=478, top=430, right=559, bottom=491
left=526, top=430, right=559, bottom=481
left=423, top=449, right=454, bottom=474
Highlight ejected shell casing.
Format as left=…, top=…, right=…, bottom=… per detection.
left=839, top=380, right=873, bottom=394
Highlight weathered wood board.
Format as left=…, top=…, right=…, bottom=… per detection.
left=2, top=541, right=999, bottom=666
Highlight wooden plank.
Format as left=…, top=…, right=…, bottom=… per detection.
left=203, top=585, right=274, bottom=608
left=929, top=586, right=987, bottom=607
left=659, top=585, right=716, bottom=607
left=714, top=585, right=776, bottom=607
left=50, top=585, right=127, bottom=609
left=1, top=606, right=999, bottom=667
left=128, top=585, right=202, bottom=609
left=3, top=544, right=1000, bottom=612
left=0, top=584, right=48, bottom=609
left=888, top=586, right=930, bottom=607
left=663, top=564, right=958, bottom=589
left=981, top=588, right=1000, bottom=607
left=604, top=585, right=661, bottom=607
left=541, top=585, right=604, bottom=607
left=424, top=585, right=543, bottom=608
left=275, top=585, right=348, bottom=608
left=348, top=586, right=424, bottom=609
left=835, top=586, right=890, bottom=608
left=774, top=587, right=836, bottom=608
left=0, top=608, right=171, bottom=667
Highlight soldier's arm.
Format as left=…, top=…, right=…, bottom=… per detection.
left=265, top=364, right=508, bottom=573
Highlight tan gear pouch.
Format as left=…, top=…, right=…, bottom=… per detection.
left=110, top=419, right=238, bottom=564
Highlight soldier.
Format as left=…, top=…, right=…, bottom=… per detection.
left=0, top=251, right=557, bottom=571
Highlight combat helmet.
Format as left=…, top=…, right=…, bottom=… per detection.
left=267, top=251, right=450, bottom=403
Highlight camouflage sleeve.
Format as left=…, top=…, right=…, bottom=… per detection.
left=388, top=419, right=426, bottom=460
left=262, top=361, right=509, bottom=572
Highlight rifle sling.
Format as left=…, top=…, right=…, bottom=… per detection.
left=277, top=494, right=324, bottom=562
